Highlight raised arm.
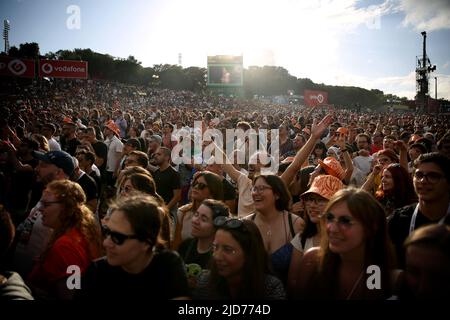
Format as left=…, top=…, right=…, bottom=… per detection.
left=281, top=115, right=333, bottom=186
left=395, top=140, right=409, bottom=172
left=212, top=141, right=242, bottom=183
left=335, top=135, right=353, bottom=184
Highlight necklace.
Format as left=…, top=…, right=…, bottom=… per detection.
left=346, top=270, right=364, bottom=300
left=266, top=225, right=272, bottom=237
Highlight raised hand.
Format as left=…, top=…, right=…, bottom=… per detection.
left=311, top=114, right=333, bottom=139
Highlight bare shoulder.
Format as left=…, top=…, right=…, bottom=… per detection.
left=296, top=247, right=320, bottom=297
left=301, top=247, right=320, bottom=266
left=290, top=213, right=305, bottom=233
left=178, top=204, right=193, bottom=213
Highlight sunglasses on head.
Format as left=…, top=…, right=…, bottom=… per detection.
left=102, top=225, right=139, bottom=245
left=213, top=216, right=245, bottom=230
left=193, top=182, right=208, bottom=190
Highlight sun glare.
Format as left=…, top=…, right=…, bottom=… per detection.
left=147, top=0, right=341, bottom=82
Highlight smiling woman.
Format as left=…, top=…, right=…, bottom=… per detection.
left=296, top=188, right=396, bottom=300
left=27, top=180, right=102, bottom=300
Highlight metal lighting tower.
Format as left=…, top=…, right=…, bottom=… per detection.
left=435, top=77, right=437, bottom=100
left=3, top=19, right=10, bottom=53
left=415, top=31, right=436, bottom=113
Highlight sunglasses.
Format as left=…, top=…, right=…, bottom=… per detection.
left=213, top=216, right=245, bottom=230
left=193, top=182, right=208, bottom=190
left=102, top=225, right=139, bottom=245
left=322, top=212, right=357, bottom=228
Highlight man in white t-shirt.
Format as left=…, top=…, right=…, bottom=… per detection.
left=103, top=121, right=123, bottom=186
left=41, top=123, right=61, bottom=151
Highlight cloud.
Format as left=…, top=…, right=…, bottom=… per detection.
left=398, top=0, right=450, bottom=31
left=323, top=71, right=450, bottom=101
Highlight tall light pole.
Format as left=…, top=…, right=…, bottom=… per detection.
left=3, top=19, right=10, bottom=53
left=435, top=77, right=437, bottom=100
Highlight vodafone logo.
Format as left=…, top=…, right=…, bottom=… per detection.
left=41, top=63, right=53, bottom=74
left=8, top=59, right=27, bottom=76
left=317, top=94, right=324, bottom=104
left=309, top=94, right=325, bottom=103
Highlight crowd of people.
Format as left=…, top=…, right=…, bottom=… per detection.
left=0, top=78, right=449, bottom=300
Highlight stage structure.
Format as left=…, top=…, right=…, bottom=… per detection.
left=415, top=31, right=436, bottom=113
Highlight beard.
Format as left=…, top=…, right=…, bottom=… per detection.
left=37, top=171, right=56, bottom=185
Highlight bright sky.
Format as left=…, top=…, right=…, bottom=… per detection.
left=2, top=0, right=450, bottom=100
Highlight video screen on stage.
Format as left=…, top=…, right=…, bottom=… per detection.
left=207, top=55, right=243, bottom=87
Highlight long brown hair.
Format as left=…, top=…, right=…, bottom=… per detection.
left=187, top=171, right=224, bottom=212
left=208, top=220, right=270, bottom=299
left=313, top=188, right=395, bottom=299
left=375, top=164, right=416, bottom=209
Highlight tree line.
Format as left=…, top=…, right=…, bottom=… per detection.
left=4, top=42, right=408, bottom=107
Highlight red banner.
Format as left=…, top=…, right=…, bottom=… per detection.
left=0, top=56, right=35, bottom=78
left=304, top=90, right=328, bottom=107
left=38, top=59, right=88, bottom=79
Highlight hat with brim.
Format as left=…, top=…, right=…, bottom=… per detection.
left=105, top=121, right=120, bottom=137
left=33, top=150, right=75, bottom=177
left=301, top=174, right=344, bottom=200
left=318, top=157, right=345, bottom=180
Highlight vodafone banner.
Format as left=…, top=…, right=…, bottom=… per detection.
left=304, top=90, right=328, bottom=107
left=39, top=59, right=88, bottom=79
left=0, top=56, right=35, bottom=78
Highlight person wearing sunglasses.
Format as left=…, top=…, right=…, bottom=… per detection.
left=78, top=195, right=190, bottom=300
left=27, top=180, right=102, bottom=300
left=173, top=171, right=224, bottom=249
left=296, top=188, right=396, bottom=299
left=287, top=174, right=343, bottom=295
left=193, top=218, right=286, bottom=300
left=389, top=152, right=450, bottom=267
left=116, top=173, right=172, bottom=247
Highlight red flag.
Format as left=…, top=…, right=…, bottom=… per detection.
left=304, top=90, right=328, bottom=107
